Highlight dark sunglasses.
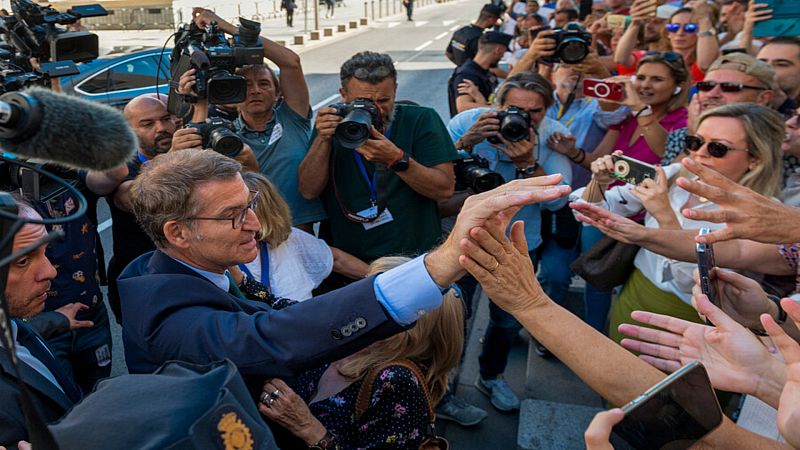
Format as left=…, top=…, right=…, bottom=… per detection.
left=685, top=135, right=748, bottom=158
left=665, top=23, right=698, bottom=33
left=695, top=80, right=766, bottom=93
left=643, top=51, right=685, bottom=63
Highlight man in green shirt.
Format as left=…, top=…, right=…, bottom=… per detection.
left=298, top=51, right=459, bottom=264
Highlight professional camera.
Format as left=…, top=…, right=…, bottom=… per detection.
left=454, top=150, right=504, bottom=193
left=1, top=0, right=106, bottom=63
left=0, top=155, right=78, bottom=202
left=329, top=99, right=383, bottom=149
left=168, top=17, right=263, bottom=111
left=186, top=117, right=244, bottom=158
left=488, top=106, right=531, bottom=144
left=542, top=23, right=591, bottom=64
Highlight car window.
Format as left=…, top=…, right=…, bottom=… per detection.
left=80, top=55, right=163, bottom=94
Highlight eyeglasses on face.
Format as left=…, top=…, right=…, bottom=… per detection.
left=665, top=23, right=698, bottom=33
left=685, top=135, right=748, bottom=158
left=352, top=66, right=393, bottom=81
left=695, top=80, right=766, bottom=93
left=185, top=190, right=260, bottom=230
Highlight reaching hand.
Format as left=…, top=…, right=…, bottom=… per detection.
left=629, top=0, right=657, bottom=24
left=618, top=295, right=785, bottom=407
left=570, top=202, right=648, bottom=244
left=631, top=165, right=674, bottom=224
left=763, top=299, right=800, bottom=448
left=585, top=409, right=624, bottom=450
left=459, top=217, right=547, bottom=314
left=589, top=153, right=617, bottom=186
left=743, top=0, right=772, bottom=33
left=692, top=268, right=773, bottom=331
left=547, top=132, right=578, bottom=157
left=258, top=379, right=327, bottom=445
left=676, top=157, right=800, bottom=245
left=54, top=303, right=94, bottom=330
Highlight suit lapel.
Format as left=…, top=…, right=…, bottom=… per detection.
left=0, top=347, right=73, bottom=412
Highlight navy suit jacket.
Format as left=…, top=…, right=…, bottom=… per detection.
left=0, top=322, right=77, bottom=448
left=119, top=250, right=408, bottom=385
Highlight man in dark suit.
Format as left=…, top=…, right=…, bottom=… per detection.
left=118, top=149, right=569, bottom=448
left=0, top=204, right=83, bottom=448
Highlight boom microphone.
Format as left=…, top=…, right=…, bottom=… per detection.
left=0, top=86, right=137, bottom=170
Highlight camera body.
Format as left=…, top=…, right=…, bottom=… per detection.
left=488, top=106, right=531, bottom=144
left=186, top=117, right=244, bottom=158
left=542, top=23, right=591, bottom=64
left=329, top=99, right=383, bottom=149
left=454, top=150, right=504, bottom=193
left=170, top=18, right=263, bottom=106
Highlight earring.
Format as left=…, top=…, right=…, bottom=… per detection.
left=673, top=87, right=682, bottom=95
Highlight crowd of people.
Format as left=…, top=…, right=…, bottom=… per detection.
left=2, top=0, right=800, bottom=448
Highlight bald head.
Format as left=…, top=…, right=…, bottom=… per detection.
left=125, top=95, right=176, bottom=156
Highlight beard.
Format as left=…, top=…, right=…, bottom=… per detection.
left=140, top=131, right=173, bottom=155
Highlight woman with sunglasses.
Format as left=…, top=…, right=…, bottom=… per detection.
left=574, top=103, right=783, bottom=344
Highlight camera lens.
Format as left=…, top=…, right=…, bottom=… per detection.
left=207, top=74, right=247, bottom=104
left=558, top=38, right=589, bottom=64
left=470, top=169, right=505, bottom=192
left=500, top=114, right=530, bottom=142
left=209, top=127, right=243, bottom=158
left=335, top=108, right=373, bottom=149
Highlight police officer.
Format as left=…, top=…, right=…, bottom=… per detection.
left=445, top=4, right=503, bottom=67
left=448, top=31, right=511, bottom=117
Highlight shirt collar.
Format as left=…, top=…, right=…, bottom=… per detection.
left=171, top=257, right=231, bottom=292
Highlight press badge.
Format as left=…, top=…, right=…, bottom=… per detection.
left=268, top=123, right=283, bottom=146
left=359, top=205, right=394, bottom=230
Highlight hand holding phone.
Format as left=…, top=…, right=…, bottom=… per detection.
left=610, top=361, right=723, bottom=450
left=611, top=154, right=657, bottom=185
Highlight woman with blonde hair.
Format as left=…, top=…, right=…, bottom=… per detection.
left=256, top=256, right=464, bottom=449
left=230, top=171, right=368, bottom=301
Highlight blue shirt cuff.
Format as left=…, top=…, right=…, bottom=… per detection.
left=373, top=254, right=443, bottom=325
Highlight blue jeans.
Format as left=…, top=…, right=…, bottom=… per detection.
left=478, top=250, right=537, bottom=379
left=581, top=226, right=613, bottom=333
left=46, top=303, right=113, bottom=393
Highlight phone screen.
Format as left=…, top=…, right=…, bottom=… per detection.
left=609, top=362, right=722, bottom=450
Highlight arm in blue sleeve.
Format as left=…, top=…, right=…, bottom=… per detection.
left=373, top=254, right=443, bottom=325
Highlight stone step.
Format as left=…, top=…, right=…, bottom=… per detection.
left=517, top=399, right=603, bottom=450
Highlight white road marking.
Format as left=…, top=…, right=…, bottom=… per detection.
left=387, top=22, right=401, bottom=28
left=312, top=93, right=341, bottom=111
left=434, top=31, right=448, bottom=40
left=443, top=20, right=455, bottom=26
left=414, top=20, right=428, bottom=27
left=414, top=40, right=433, bottom=51
left=449, top=24, right=460, bottom=31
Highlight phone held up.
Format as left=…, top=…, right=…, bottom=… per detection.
left=583, top=78, right=625, bottom=102
left=610, top=360, right=724, bottom=450
left=696, top=227, right=719, bottom=325
left=611, top=154, right=657, bottom=185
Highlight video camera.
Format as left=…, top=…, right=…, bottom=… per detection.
left=329, top=99, right=383, bottom=149
left=186, top=117, right=243, bottom=158
left=0, top=153, right=78, bottom=202
left=541, top=23, right=592, bottom=64
left=0, top=47, right=79, bottom=94
left=454, top=150, right=504, bottom=193
left=168, top=17, right=263, bottom=115
left=488, top=107, right=531, bottom=144
left=1, top=0, right=106, bottom=63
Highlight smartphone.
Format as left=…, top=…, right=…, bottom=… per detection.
left=610, top=361, right=723, bottom=450
left=583, top=79, right=625, bottom=102
left=606, top=14, right=631, bottom=29
left=753, top=0, right=800, bottom=37
left=611, top=154, right=657, bottom=185
left=696, top=228, right=719, bottom=312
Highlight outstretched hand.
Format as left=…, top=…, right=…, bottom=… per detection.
left=677, top=157, right=800, bottom=245
left=570, top=202, right=647, bottom=244
left=618, top=295, right=785, bottom=407
left=762, top=299, right=800, bottom=448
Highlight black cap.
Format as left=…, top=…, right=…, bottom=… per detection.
left=481, top=3, right=503, bottom=17
left=480, top=30, right=513, bottom=49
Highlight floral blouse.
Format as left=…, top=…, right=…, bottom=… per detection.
left=293, top=364, right=429, bottom=449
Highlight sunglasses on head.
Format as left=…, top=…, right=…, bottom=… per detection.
left=643, top=51, right=685, bottom=63
left=685, top=135, right=748, bottom=158
left=695, top=80, right=766, bottom=93
left=665, top=23, right=698, bottom=33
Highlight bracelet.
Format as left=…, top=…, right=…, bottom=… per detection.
left=568, top=148, right=586, bottom=164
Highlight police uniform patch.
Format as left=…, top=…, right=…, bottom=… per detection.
left=217, top=412, right=254, bottom=450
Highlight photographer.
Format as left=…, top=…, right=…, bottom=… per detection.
left=447, top=72, right=572, bottom=411
left=297, top=51, right=458, bottom=266
left=0, top=202, right=82, bottom=447
left=185, top=8, right=326, bottom=232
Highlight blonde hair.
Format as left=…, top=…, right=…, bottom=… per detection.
left=338, top=256, right=465, bottom=403
left=697, top=103, right=783, bottom=198
left=241, top=171, right=292, bottom=247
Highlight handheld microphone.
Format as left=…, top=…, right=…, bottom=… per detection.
left=0, top=86, right=137, bottom=170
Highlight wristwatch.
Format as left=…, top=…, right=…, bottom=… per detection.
left=698, top=28, right=717, bottom=37
left=388, top=151, right=410, bottom=172
left=308, top=432, right=339, bottom=450
left=516, top=162, right=539, bottom=178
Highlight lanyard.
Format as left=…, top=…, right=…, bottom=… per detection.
left=556, top=98, right=593, bottom=128
left=238, top=241, right=270, bottom=291
left=350, top=124, right=393, bottom=205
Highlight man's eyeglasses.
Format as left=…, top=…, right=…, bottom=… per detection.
left=186, top=191, right=260, bottom=229
left=352, top=66, right=393, bottom=81
left=685, top=135, right=748, bottom=158
left=665, top=23, right=698, bottom=33
left=643, top=51, right=685, bottom=63
left=695, top=80, right=766, bottom=93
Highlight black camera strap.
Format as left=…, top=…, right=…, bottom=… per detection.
left=331, top=146, right=389, bottom=224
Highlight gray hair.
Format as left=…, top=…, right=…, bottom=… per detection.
left=130, top=150, right=242, bottom=248
left=494, top=72, right=554, bottom=108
